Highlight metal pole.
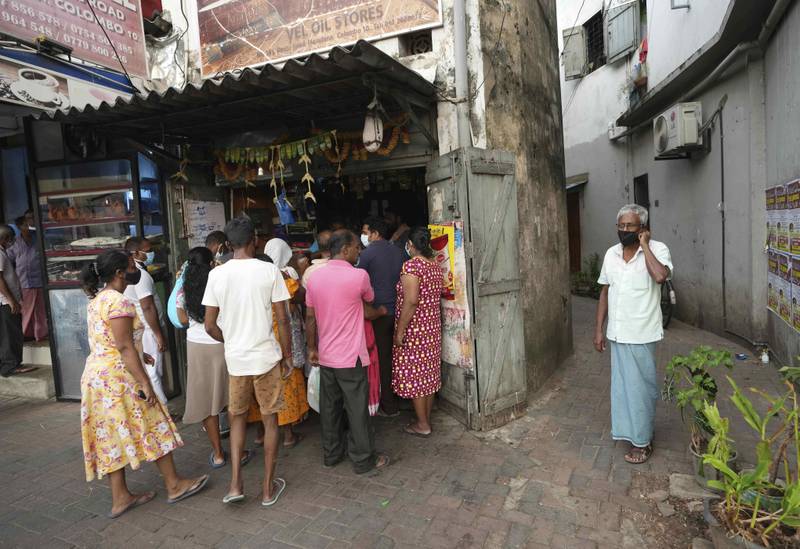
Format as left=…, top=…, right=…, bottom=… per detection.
left=453, top=0, right=472, bottom=149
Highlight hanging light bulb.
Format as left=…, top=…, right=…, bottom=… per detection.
left=258, top=166, right=264, bottom=177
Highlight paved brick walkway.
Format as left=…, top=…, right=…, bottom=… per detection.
left=0, top=297, right=786, bottom=548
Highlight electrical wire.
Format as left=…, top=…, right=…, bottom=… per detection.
left=84, top=1, right=141, bottom=94
left=173, top=0, right=190, bottom=87
left=561, top=0, right=588, bottom=64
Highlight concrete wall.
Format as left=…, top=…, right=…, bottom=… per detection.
left=764, top=2, right=800, bottom=364
left=480, top=0, right=573, bottom=392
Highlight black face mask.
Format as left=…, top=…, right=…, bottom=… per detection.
left=124, top=269, right=141, bottom=285
left=618, top=230, right=639, bottom=247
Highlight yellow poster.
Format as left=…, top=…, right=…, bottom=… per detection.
left=429, top=224, right=456, bottom=300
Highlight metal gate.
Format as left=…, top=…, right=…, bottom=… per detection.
left=426, top=148, right=526, bottom=430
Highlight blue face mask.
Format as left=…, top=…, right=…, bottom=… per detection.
left=143, top=251, right=155, bottom=266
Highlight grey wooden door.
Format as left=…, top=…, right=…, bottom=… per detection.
left=426, top=148, right=526, bottom=430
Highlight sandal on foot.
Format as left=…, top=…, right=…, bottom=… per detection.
left=624, top=445, right=653, bottom=464
left=403, top=424, right=431, bottom=438
left=208, top=450, right=227, bottom=469
left=283, top=433, right=304, bottom=449
left=108, top=491, right=156, bottom=519
left=222, top=492, right=245, bottom=504
left=240, top=449, right=254, bottom=467
left=262, top=478, right=286, bottom=507
left=166, top=475, right=209, bottom=504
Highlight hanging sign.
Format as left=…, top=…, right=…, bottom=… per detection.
left=184, top=199, right=227, bottom=249
left=0, top=0, right=148, bottom=78
left=0, top=54, right=129, bottom=110
left=196, top=0, right=443, bottom=78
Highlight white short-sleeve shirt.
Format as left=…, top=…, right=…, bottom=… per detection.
left=123, top=263, right=164, bottom=331
left=598, top=240, right=673, bottom=344
left=201, top=258, right=290, bottom=376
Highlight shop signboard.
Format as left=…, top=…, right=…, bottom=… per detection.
left=0, top=0, right=148, bottom=77
left=0, top=53, right=130, bottom=110
left=196, top=0, right=443, bottom=78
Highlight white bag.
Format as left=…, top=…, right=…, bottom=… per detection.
left=307, top=366, right=320, bottom=413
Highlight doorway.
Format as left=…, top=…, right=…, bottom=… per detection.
left=567, top=191, right=581, bottom=273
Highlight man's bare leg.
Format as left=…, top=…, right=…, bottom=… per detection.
left=261, top=412, right=279, bottom=500
left=226, top=412, right=248, bottom=498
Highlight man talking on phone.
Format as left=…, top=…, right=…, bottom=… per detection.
left=594, top=204, right=673, bottom=465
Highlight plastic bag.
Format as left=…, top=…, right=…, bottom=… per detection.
left=307, top=366, right=320, bottom=413
left=167, top=261, right=188, bottom=329
left=276, top=190, right=296, bottom=226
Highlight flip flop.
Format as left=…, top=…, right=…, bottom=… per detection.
left=240, top=449, right=254, bottom=467
left=166, top=475, right=209, bottom=504
left=403, top=424, right=431, bottom=438
left=262, top=478, right=286, bottom=507
left=107, top=491, right=156, bottom=519
left=222, top=493, right=245, bottom=504
left=1, top=365, right=36, bottom=377
left=208, top=450, right=227, bottom=469
left=283, top=433, right=304, bottom=449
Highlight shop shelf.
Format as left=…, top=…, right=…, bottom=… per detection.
left=42, top=217, right=135, bottom=229
left=45, top=248, right=122, bottom=260
left=38, top=184, right=132, bottom=199
left=47, top=280, right=82, bottom=288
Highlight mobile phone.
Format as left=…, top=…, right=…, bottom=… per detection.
left=137, top=390, right=147, bottom=400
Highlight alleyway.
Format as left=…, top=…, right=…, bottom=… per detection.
left=0, top=296, right=788, bottom=549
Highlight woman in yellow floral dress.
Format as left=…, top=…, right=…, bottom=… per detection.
left=79, top=250, right=209, bottom=519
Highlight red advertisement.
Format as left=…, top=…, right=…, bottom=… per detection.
left=0, top=0, right=148, bottom=77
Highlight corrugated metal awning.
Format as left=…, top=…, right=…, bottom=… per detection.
left=41, top=40, right=437, bottom=142
left=565, top=172, right=588, bottom=191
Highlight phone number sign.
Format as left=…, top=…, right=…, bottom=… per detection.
left=0, top=0, right=148, bottom=78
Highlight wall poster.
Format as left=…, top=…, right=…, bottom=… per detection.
left=195, top=0, right=443, bottom=77
left=766, top=181, right=800, bottom=333
left=435, top=221, right=473, bottom=369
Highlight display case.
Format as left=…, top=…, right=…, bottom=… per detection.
left=37, top=159, right=137, bottom=287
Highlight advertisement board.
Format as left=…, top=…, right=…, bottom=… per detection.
left=0, top=53, right=130, bottom=110
left=0, top=0, right=148, bottom=77
left=196, top=0, right=443, bottom=77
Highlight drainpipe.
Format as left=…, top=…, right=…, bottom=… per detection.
left=453, top=0, right=472, bottom=149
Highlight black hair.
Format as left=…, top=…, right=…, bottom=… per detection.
left=79, top=250, right=129, bottom=298
left=364, top=216, right=389, bottom=239
left=317, top=230, right=333, bottom=252
left=205, top=230, right=227, bottom=248
left=224, top=217, right=255, bottom=249
left=329, top=229, right=356, bottom=257
left=124, top=236, right=146, bottom=253
left=255, top=253, right=273, bottom=263
left=408, top=226, right=434, bottom=259
left=14, top=215, right=25, bottom=226
left=182, top=247, right=213, bottom=323
left=0, top=224, right=14, bottom=242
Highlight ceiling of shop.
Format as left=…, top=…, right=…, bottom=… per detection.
left=41, top=40, right=437, bottom=143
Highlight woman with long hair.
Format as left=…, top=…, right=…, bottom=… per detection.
left=79, top=250, right=208, bottom=519
left=176, top=247, right=239, bottom=468
left=392, top=227, right=444, bottom=437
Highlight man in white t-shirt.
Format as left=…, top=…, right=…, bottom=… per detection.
left=124, top=237, right=167, bottom=404
left=203, top=217, right=293, bottom=507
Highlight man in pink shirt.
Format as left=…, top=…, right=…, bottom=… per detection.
left=305, top=230, right=390, bottom=474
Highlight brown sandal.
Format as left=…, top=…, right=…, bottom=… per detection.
left=624, top=445, right=653, bottom=464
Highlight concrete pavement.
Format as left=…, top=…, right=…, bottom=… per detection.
left=0, top=296, right=786, bottom=548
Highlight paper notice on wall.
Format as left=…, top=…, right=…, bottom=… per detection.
left=768, top=270, right=779, bottom=314
left=184, top=200, right=227, bottom=249
left=778, top=253, right=792, bottom=324
left=789, top=180, right=800, bottom=255
left=439, top=221, right=474, bottom=369
left=792, top=256, right=800, bottom=332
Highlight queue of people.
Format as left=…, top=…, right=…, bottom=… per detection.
left=75, top=213, right=445, bottom=517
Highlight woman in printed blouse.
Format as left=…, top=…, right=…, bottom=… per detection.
left=79, top=250, right=208, bottom=519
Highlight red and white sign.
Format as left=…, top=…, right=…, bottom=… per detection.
left=0, top=0, right=148, bottom=77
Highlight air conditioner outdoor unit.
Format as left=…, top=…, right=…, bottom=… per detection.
left=653, top=102, right=703, bottom=157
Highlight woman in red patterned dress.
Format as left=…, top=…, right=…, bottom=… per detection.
left=392, top=227, right=443, bottom=437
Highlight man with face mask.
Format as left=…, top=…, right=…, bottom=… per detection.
left=358, top=216, right=405, bottom=416
left=0, top=224, right=35, bottom=377
left=594, top=204, right=672, bottom=465
left=205, top=231, right=232, bottom=265
left=8, top=213, right=47, bottom=341
left=305, top=230, right=390, bottom=474
left=124, top=237, right=167, bottom=404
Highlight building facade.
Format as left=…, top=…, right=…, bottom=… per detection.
left=558, top=0, right=799, bottom=364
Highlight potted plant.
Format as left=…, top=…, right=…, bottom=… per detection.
left=663, top=346, right=735, bottom=486
left=702, top=378, right=800, bottom=548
